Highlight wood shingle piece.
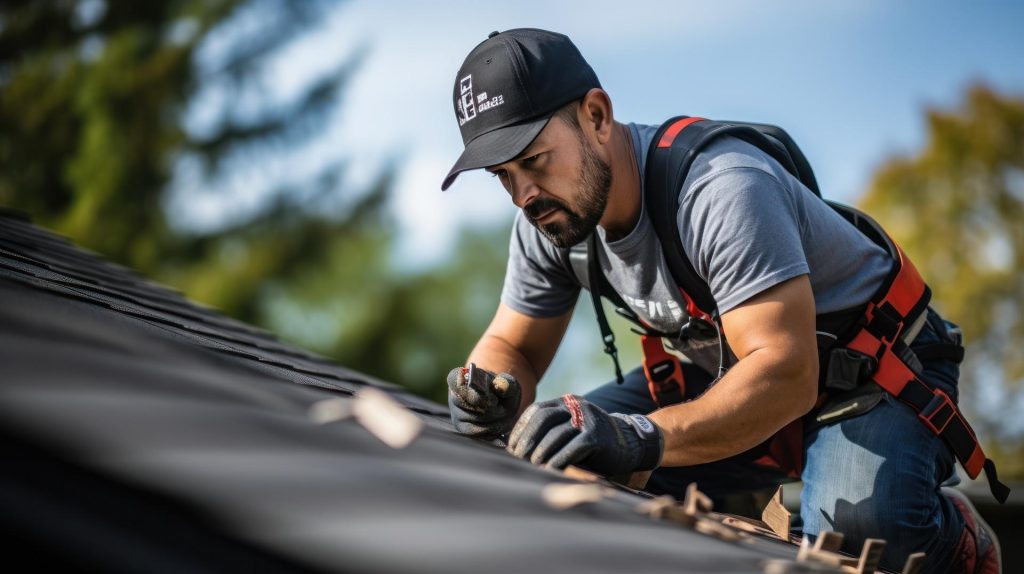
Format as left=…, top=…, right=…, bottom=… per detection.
left=852, top=539, right=885, bottom=574
left=900, top=552, right=926, bottom=574
left=684, top=481, right=714, bottom=516
left=813, top=531, right=844, bottom=553
left=542, top=483, right=614, bottom=510
left=762, top=486, right=792, bottom=540
left=637, top=495, right=697, bottom=527
left=308, top=398, right=353, bottom=424
left=352, top=387, right=423, bottom=449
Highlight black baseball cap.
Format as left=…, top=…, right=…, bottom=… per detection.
left=441, top=28, right=601, bottom=190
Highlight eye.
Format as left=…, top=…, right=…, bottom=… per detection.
left=490, top=170, right=507, bottom=179
left=521, top=154, right=541, bottom=165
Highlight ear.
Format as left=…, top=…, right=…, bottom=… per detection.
left=578, top=88, right=614, bottom=145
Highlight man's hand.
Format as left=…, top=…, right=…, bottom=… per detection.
left=447, top=363, right=522, bottom=439
left=506, top=394, right=663, bottom=476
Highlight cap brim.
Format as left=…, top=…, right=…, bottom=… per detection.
left=441, top=115, right=552, bottom=191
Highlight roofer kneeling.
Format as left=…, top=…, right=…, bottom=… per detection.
left=441, top=28, right=1007, bottom=574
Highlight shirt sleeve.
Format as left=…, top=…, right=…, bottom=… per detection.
left=499, top=211, right=581, bottom=318
left=678, top=166, right=810, bottom=314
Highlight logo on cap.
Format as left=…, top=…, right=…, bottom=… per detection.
left=457, top=74, right=505, bottom=127
left=457, top=75, right=476, bottom=126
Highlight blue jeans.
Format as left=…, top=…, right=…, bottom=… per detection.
left=584, top=309, right=965, bottom=573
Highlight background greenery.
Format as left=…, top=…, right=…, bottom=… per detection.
left=1, top=1, right=1021, bottom=474
left=0, top=0, right=509, bottom=407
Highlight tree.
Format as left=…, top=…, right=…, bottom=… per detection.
left=0, top=0, right=510, bottom=403
left=0, top=0, right=358, bottom=267
left=860, top=85, right=1024, bottom=476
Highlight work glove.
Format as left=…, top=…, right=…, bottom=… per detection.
left=506, top=394, right=663, bottom=476
left=447, top=363, right=522, bottom=440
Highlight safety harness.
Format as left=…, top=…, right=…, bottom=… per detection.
left=582, top=116, right=1009, bottom=503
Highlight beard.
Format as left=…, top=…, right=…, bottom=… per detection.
left=523, top=136, right=612, bottom=248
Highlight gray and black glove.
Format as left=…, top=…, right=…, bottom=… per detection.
left=506, top=394, right=663, bottom=476
left=447, top=363, right=522, bottom=440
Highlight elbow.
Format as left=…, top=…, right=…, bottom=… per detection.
left=791, top=355, right=820, bottom=416
left=752, top=346, right=820, bottom=419
left=767, top=347, right=819, bottom=418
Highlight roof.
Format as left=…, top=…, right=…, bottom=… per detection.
left=0, top=211, right=824, bottom=573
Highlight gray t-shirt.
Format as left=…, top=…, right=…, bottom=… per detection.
left=500, top=122, right=891, bottom=372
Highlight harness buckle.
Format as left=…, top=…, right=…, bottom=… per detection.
left=918, top=388, right=957, bottom=435
left=866, top=302, right=904, bottom=344
left=649, top=359, right=676, bottom=382
left=679, top=317, right=717, bottom=340
left=824, top=348, right=876, bottom=392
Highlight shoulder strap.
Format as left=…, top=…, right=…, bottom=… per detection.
left=578, top=116, right=824, bottom=381
left=644, top=116, right=821, bottom=315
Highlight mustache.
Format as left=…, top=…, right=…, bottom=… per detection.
left=524, top=197, right=569, bottom=221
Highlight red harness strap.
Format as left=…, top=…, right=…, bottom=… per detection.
left=641, top=335, right=687, bottom=406
left=640, top=289, right=714, bottom=408
left=845, top=245, right=1009, bottom=502
left=635, top=114, right=1007, bottom=502
left=638, top=243, right=1010, bottom=503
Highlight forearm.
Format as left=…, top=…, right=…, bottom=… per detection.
left=647, top=348, right=817, bottom=467
left=467, top=334, right=538, bottom=415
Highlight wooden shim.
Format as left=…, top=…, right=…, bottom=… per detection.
left=695, top=517, right=744, bottom=542
left=762, top=486, right=792, bottom=540
left=308, top=398, right=353, bottom=424
left=637, top=495, right=696, bottom=527
left=814, top=531, right=844, bottom=553
left=801, top=550, right=846, bottom=569
left=564, top=465, right=650, bottom=490
left=796, top=537, right=848, bottom=569
left=541, top=483, right=612, bottom=510
left=900, top=552, right=926, bottom=574
left=684, top=482, right=713, bottom=516
left=311, top=390, right=423, bottom=449
left=562, top=465, right=601, bottom=483
left=718, top=514, right=778, bottom=537
left=599, top=469, right=654, bottom=490
left=796, top=537, right=812, bottom=562
left=854, top=539, right=885, bottom=574
left=352, top=387, right=423, bottom=449
left=763, top=559, right=844, bottom=573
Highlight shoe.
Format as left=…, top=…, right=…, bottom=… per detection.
left=942, top=486, right=1001, bottom=574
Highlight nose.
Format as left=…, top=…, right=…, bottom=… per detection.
left=509, top=173, right=540, bottom=209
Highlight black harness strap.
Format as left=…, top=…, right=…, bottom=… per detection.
left=579, top=115, right=1008, bottom=503
left=587, top=234, right=624, bottom=384
left=644, top=117, right=823, bottom=316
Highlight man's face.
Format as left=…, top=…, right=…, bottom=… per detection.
left=486, top=114, right=612, bottom=248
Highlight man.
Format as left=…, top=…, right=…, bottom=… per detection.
left=441, top=28, right=1001, bottom=573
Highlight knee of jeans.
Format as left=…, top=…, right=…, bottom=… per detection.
left=804, top=474, right=944, bottom=560
left=803, top=428, right=945, bottom=539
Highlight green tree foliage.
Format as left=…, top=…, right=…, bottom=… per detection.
left=0, top=0, right=508, bottom=403
left=860, top=85, right=1024, bottom=464
left=0, top=0, right=353, bottom=266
